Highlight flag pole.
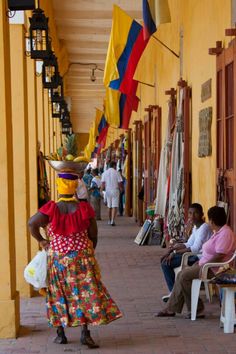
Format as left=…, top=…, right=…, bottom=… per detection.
left=136, top=80, right=155, bottom=88
left=152, top=35, right=179, bottom=58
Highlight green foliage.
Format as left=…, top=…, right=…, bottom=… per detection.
left=64, top=134, right=78, bottom=156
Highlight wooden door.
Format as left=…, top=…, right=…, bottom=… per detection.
left=144, top=112, right=151, bottom=210
left=152, top=106, right=162, bottom=196
left=143, top=106, right=162, bottom=210
left=183, top=86, right=191, bottom=217
left=134, top=121, right=144, bottom=225
left=216, top=41, right=236, bottom=230
left=125, top=128, right=133, bottom=217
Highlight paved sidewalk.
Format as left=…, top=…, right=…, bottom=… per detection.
left=0, top=209, right=235, bottom=354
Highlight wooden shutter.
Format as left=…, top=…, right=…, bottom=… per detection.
left=134, top=120, right=144, bottom=225
left=144, top=109, right=151, bottom=209
left=215, top=40, right=236, bottom=230
left=152, top=106, right=162, bottom=197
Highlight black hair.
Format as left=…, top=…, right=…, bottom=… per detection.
left=207, top=206, right=227, bottom=226
left=189, top=203, right=203, bottom=216
left=110, top=161, right=116, bottom=168
left=93, top=168, right=99, bottom=175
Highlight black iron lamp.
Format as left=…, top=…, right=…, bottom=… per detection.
left=51, top=76, right=63, bottom=101
left=42, top=52, right=59, bottom=89
left=51, top=100, right=62, bottom=118
left=8, top=0, right=35, bottom=11
left=51, top=76, right=64, bottom=117
left=61, top=120, right=73, bottom=135
left=59, top=100, right=70, bottom=122
left=29, top=7, right=50, bottom=60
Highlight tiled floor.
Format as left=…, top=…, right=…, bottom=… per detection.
left=0, top=208, right=235, bottom=354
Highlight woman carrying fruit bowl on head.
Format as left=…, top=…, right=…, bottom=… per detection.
left=28, top=171, right=122, bottom=348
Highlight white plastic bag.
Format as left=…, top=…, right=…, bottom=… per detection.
left=24, top=250, right=48, bottom=289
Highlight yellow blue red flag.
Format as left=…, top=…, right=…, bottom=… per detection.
left=142, top=0, right=171, bottom=40
left=104, top=5, right=149, bottom=97
left=105, top=87, right=139, bottom=130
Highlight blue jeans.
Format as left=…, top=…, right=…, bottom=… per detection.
left=161, top=254, right=199, bottom=292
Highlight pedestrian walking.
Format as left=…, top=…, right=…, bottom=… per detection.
left=90, top=168, right=102, bottom=220
left=101, top=161, right=123, bottom=226
left=28, top=172, right=122, bottom=348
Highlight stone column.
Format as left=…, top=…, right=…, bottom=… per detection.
left=10, top=24, right=32, bottom=297
left=49, top=102, right=56, bottom=199
left=43, top=90, right=51, bottom=187
left=0, top=1, right=20, bottom=338
left=26, top=57, right=39, bottom=257
left=36, top=76, right=45, bottom=152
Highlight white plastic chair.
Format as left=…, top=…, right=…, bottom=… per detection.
left=191, top=251, right=236, bottom=321
left=174, top=251, right=199, bottom=277
left=220, top=285, right=236, bottom=333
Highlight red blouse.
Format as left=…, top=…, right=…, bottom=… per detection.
left=39, top=200, right=95, bottom=254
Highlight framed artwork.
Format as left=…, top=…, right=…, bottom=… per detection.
left=134, top=219, right=152, bottom=245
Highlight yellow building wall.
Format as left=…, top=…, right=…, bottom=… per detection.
left=77, top=133, right=89, bottom=154
left=132, top=0, right=231, bottom=215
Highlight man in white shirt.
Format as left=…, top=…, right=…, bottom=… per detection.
left=101, top=161, right=123, bottom=226
left=160, top=203, right=212, bottom=301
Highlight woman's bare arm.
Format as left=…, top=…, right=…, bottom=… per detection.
left=28, top=212, right=50, bottom=249
left=88, top=218, right=98, bottom=249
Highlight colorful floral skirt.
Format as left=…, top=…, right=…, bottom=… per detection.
left=46, top=246, right=122, bottom=328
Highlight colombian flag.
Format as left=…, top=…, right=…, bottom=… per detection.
left=105, top=87, right=139, bottom=131
left=104, top=88, right=120, bottom=128
left=119, top=89, right=139, bottom=130
left=84, top=110, right=109, bottom=158
left=142, top=0, right=171, bottom=40
left=97, top=113, right=109, bottom=147
left=84, top=125, right=95, bottom=159
left=104, top=5, right=149, bottom=97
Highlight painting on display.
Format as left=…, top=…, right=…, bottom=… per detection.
left=198, top=107, right=212, bottom=158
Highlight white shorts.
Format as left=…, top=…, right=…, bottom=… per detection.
left=106, top=190, right=119, bottom=208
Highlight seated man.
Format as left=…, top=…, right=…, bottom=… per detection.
left=157, top=206, right=236, bottom=318
left=161, top=203, right=212, bottom=302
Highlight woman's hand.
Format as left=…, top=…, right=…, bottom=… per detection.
left=39, top=239, right=50, bottom=250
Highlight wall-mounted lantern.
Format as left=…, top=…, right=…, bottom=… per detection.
left=42, top=52, right=59, bottom=88
left=51, top=76, right=63, bottom=101
left=59, top=100, right=69, bottom=122
left=29, top=7, right=51, bottom=60
left=8, top=0, right=35, bottom=11
left=61, top=120, right=73, bottom=135
left=51, top=76, right=64, bottom=117
left=51, top=100, right=62, bottom=118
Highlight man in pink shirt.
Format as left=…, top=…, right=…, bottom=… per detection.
left=156, top=206, right=236, bottom=319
